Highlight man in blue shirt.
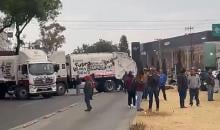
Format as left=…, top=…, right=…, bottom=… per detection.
left=159, top=71, right=167, bottom=101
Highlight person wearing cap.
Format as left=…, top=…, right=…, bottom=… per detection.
left=177, top=68, right=188, bottom=108
left=188, top=68, right=200, bottom=106
left=83, top=75, right=93, bottom=111
left=206, top=70, right=215, bottom=101
left=135, top=71, right=145, bottom=111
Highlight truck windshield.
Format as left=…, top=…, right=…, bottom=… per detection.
left=28, top=63, right=54, bottom=75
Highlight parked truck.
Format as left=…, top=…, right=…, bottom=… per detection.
left=49, top=52, right=137, bottom=94
left=0, top=49, right=57, bottom=99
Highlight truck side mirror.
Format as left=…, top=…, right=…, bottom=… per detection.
left=54, top=64, right=60, bottom=72
left=22, top=65, right=28, bottom=75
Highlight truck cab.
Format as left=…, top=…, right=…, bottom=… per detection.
left=0, top=49, right=57, bottom=99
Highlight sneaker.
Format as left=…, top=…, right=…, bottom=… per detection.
left=132, top=106, right=136, bottom=109
left=128, top=105, right=132, bottom=109
left=180, top=106, right=188, bottom=109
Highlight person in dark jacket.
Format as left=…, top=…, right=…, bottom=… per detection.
left=206, top=70, right=215, bottom=101
left=83, top=75, right=93, bottom=111
left=135, top=72, right=145, bottom=111
left=177, top=68, right=188, bottom=108
left=148, top=68, right=160, bottom=112
left=159, top=72, right=167, bottom=100
left=125, top=71, right=136, bottom=108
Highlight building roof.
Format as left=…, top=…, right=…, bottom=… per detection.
left=142, top=31, right=220, bottom=51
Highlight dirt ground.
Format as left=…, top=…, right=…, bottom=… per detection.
left=133, top=88, right=220, bottom=130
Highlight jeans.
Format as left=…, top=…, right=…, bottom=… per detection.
left=148, top=87, right=159, bottom=109
left=128, top=90, right=136, bottom=106
left=136, top=91, right=143, bottom=109
left=178, top=89, right=187, bottom=108
left=85, top=94, right=92, bottom=109
left=159, top=86, right=167, bottom=100
left=189, top=88, right=200, bottom=105
left=207, top=86, right=214, bottom=101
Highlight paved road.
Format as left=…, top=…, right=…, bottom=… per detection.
left=0, top=90, right=83, bottom=130
left=14, top=92, right=136, bottom=130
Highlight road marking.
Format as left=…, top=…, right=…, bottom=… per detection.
left=9, top=92, right=101, bottom=130
left=9, top=103, right=79, bottom=130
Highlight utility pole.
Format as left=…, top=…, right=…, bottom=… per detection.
left=185, top=26, right=194, bottom=68
left=155, top=38, right=162, bottom=71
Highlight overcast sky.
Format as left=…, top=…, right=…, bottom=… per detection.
left=23, top=0, right=220, bottom=54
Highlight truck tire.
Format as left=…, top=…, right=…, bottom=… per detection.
left=56, top=83, right=67, bottom=96
left=42, top=93, right=52, bottom=98
left=15, top=87, right=29, bottom=100
left=104, top=80, right=115, bottom=92
left=96, top=81, right=105, bottom=93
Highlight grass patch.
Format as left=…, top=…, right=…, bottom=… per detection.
left=130, top=122, right=146, bottom=130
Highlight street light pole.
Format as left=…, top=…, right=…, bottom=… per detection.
left=185, top=26, right=194, bottom=68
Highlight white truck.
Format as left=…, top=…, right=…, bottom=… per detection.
left=0, top=49, right=57, bottom=99
left=49, top=52, right=137, bottom=93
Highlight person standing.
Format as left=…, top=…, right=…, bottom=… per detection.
left=206, top=70, right=215, bottom=101
left=216, top=71, right=220, bottom=88
left=143, top=69, right=150, bottom=100
left=75, top=75, right=81, bottom=95
left=188, top=68, right=200, bottom=106
left=122, top=72, right=128, bottom=93
left=125, top=71, right=136, bottom=108
left=135, top=72, right=145, bottom=111
left=177, top=68, right=188, bottom=108
left=83, top=75, right=93, bottom=111
left=159, top=71, right=167, bottom=101
left=148, top=68, right=160, bottom=112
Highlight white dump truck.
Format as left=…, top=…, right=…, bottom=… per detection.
left=0, top=49, right=57, bottom=99
left=49, top=52, right=137, bottom=93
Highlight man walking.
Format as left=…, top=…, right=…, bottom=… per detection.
left=188, top=68, right=200, bottom=106
left=148, top=68, right=160, bottom=112
left=177, top=68, right=188, bottom=108
left=83, top=75, right=93, bottom=112
left=206, top=70, right=215, bottom=101
left=125, top=71, right=136, bottom=108
left=159, top=71, right=167, bottom=100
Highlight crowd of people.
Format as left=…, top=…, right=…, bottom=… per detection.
left=82, top=67, right=218, bottom=112
left=123, top=67, right=218, bottom=112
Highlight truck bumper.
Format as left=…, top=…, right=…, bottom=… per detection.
left=29, top=84, right=56, bottom=94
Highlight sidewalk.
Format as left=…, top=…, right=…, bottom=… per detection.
left=12, top=92, right=136, bottom=130
left=133, top=89, right=220, bottom=130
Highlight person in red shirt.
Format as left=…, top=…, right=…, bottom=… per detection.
left=125, top=71, right=136, bottom=108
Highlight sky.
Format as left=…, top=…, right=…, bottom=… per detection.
left=22, top=0, right=220, bottom=54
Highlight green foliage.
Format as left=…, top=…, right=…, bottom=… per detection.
left=119, top=35, right=129, bottom=54
left=73, top=39, right=118, bottom=54
left=0, top=0, right=62, bottom=53
left=39, top=22, right=66, bottom=54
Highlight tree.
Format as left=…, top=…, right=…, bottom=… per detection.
left=119, top=35, right=129, bottom=55
left=0, top=0, right=62, bottom=54
left=73, top=39, right=118, bottom=54
left=38, top=22, right=66, bottom=54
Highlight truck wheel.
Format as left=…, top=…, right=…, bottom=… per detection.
left=42, top=93, right=52, bottom=98
left=56, top=83, right=66, bottom=96
left=104, top=80, right=115, bottom=92
left=15, top=87, right=29, bottom=100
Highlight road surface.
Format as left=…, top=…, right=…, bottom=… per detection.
left=0, top=90, right=82, bottom=130
left=11, top=92, right=136, bottom=130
